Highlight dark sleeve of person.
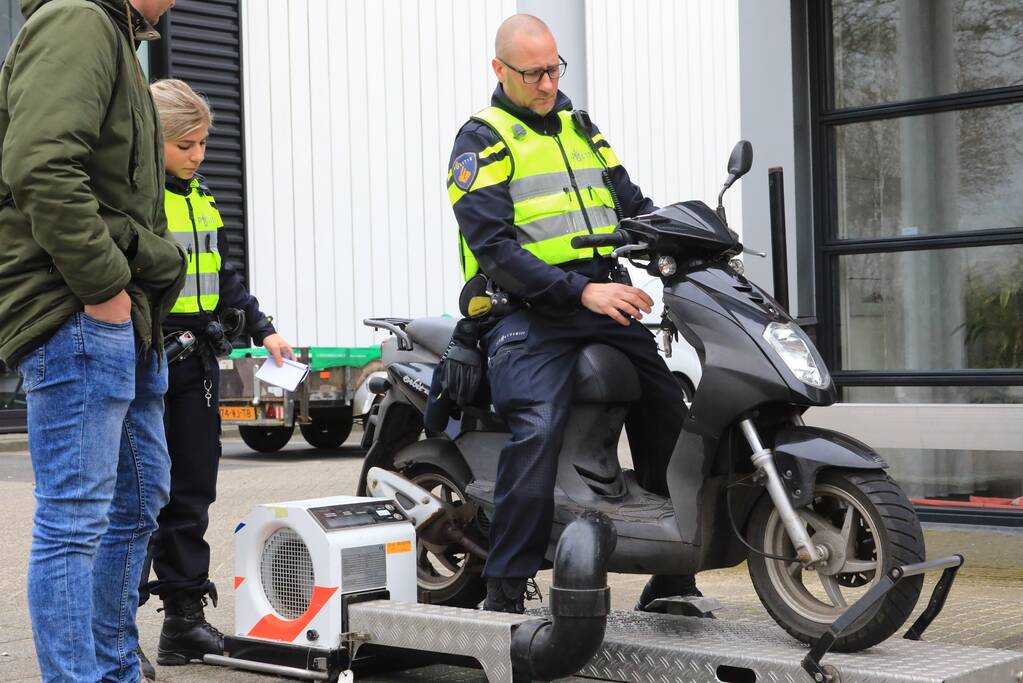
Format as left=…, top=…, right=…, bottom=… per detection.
left=589, top=124, right=658, bottom=218
left=215, top=226, right=276, bottom=345
left=448, top=122, right=590, bottom=309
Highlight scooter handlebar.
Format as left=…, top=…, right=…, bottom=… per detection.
left=571, top=231, right=629, bottom=250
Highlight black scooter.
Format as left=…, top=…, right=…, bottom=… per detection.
left=359, top=142, right=927, bottom=652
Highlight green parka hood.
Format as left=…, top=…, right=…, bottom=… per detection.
left=21, top=0, right=160, bottom=40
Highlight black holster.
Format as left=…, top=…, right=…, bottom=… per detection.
left=424, top=317, right=483, bottom=432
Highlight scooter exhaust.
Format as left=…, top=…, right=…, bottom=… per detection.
left=366, top=467, right=488, bottom=560
left=512, top=511, right=618, bottom=681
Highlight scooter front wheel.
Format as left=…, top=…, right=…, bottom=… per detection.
left=747, top=469, right=925, bottom=652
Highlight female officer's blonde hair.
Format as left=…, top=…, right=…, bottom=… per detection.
left=150, top=78, right=214, bottom=141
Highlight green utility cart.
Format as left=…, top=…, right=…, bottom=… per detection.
left=218, top=346, right=382, bottom=452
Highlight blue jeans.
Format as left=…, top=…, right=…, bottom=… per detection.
left=19, top=313, right=171, bottom=683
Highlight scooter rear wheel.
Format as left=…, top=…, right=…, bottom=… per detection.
left=404, top=465, right=487, bottom=608
left=747, top=469, right=925, bottom=652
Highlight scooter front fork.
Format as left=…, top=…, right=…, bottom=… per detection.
left=739, top=419, right=826, bottom=566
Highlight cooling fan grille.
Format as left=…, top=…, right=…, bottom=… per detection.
left=260, top=527, right=315, bottom=618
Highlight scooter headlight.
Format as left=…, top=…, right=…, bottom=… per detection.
left=762, top=322, right=830, bottom=389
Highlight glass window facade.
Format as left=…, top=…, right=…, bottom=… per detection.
left=834, top=105, right=1023, bottom=239
left=831, top=0, right=1023, bottom=109
left=838, top=245, right=1023, bottom=371
left=812, top=0, right=1023, bottom=519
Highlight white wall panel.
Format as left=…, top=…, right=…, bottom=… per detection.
left=585, top=0, right=741, bottom=307
left=244, top=0, right=734, bottom=345
left=585, top=0, right=741, bottom=230
left=243, top=0, right=515, bottom=347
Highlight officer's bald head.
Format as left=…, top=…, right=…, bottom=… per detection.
left=492, top=14, right=561, bottom=115
left=495, top=14, right=554, bottom=62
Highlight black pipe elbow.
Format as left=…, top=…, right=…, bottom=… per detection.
left=511, top=511, right=618, bottom=681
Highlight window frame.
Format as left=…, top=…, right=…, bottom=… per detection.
left=806, top=0, right=1023, bottom=391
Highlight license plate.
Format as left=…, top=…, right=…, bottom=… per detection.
left=220, top=406, right=256, bottom=421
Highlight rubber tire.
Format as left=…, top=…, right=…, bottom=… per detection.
left=300, top=411, right=354, bottom=449
left=747, top=469, right=925, bottom=652
left=238, top=425, right=295, bottom=453
left=403, top=464, right=487, bottom=609
left=672, top=372, right=696, bottom=403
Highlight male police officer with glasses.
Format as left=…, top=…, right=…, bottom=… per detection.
left=446, top=14, right=700, bottom=613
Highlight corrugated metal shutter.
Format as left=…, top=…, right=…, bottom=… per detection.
left=153, top=0, right=248, bottom=283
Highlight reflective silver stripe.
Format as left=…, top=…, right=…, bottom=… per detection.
left=516, top=205, right=618, bottom=245
left=178, top=272, right=220, bottom=298
left=168, top=224, right=220, bottom=270
left=178, top=271, right=220, bottom=299
left=202, top=271, right=219, bottom=297
left=509, top=171, right=570, bottom=202
left=169, top=230, right=193, bottom=252
left=570, top=167, right=607, bottom=191
left=508, top=168, right=606, bottom=203
left=587, top=204, right=619, bottom=229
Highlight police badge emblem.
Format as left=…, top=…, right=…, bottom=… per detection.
left=452, top=152, right=479, bottom=191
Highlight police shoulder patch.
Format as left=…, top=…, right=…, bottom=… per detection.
left=452, top=152, right=479, bottom=191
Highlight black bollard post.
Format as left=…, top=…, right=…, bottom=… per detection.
left=768, top=167, right=789, bottom=312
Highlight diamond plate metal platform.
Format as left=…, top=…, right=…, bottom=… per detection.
left=563, top=609, right=1023, bottom=683
left=348, top=600, right=532, bottom=683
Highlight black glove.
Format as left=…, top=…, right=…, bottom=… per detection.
left=438, top=318, right=482, bottom=407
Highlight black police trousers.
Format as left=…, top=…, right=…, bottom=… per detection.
left=139, top=353, right=221, bottom=603
left=481, top=308, right=686, bottom=579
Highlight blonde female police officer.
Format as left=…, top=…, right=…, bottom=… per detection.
left=137, top=79, right=294, bottom=672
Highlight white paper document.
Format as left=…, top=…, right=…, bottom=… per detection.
left=255, top=357, right=310, bottom=392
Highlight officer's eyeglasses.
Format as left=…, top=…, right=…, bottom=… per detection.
left=499, top=56, right=568, bottom=84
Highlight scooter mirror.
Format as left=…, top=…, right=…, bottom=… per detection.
left=727, top=140, right=753, bottom=178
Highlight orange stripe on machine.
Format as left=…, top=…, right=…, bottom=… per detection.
left=247, top=586, right=339, bottom=642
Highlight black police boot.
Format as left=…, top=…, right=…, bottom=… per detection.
left=156, top=594, right=225, bottom=665
left=136, top=644, right=156, bottom=680
left=482, top=577, right=527, bottom=614
left=635, top=573, right=703, bottom=612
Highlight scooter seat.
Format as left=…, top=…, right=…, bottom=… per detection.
left=406, top=317, right=457, bottom=357
left=574, top=344, right=641, bottom=403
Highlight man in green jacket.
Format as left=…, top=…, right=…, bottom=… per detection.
left=0, top=0, right=183, bottom=680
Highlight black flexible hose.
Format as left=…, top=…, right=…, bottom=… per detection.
left=511, top=511, right=617, bottom=681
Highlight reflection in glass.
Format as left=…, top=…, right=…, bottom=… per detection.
left=834, top=105, right=1023, bottom=239
left=880, top=447, right=1022, bottom=504
left=838, top=245, right=1023, bottom=371
left=831, top=0, right=1023, bottom=109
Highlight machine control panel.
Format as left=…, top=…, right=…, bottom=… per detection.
left=308, top=500, right=409, bottom=531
